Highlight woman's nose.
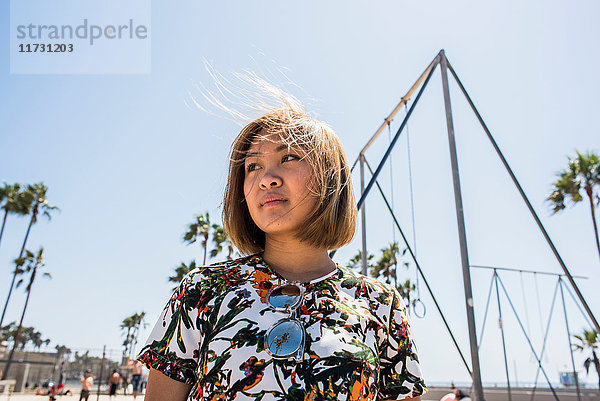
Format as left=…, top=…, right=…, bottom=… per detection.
left=259, top=170, right=282, bottom=189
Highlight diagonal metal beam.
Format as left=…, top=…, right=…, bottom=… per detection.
left=363, top=158, right=473, bottom=377
left=445, top=57, right=600, bottom=335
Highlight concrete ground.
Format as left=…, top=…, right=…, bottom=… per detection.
left=0, top=393, right=144, bottom=401
left=0, top=394, right=436, bottom=401
left=2, top=387, right=599, bottom=401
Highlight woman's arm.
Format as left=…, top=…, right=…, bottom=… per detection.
left=144, top=368, right=192, bottom=401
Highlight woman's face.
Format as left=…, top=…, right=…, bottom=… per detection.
left=243, top=131, right=318, bottom=239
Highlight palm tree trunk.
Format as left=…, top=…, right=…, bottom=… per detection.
left=203, top=234, right=208, bottom=265
left=124, top=327, right=131, bottom=356
left=0, top=208, right=8, bottom=248
left=1, top=266, right=35, bottom=380
left=130, top=328, right=137, bottom=358
left=0, top=204, right=37, bottom=327
left=131, top=322, right=141, bottom=358
left=586, top=188, right=600, bottom=261
left=593, top=350, right=600, bottom=390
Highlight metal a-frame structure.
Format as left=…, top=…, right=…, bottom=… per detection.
left=333, top=49, right=600, bottom=401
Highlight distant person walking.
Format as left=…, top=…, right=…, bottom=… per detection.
left=108, top=369, right=120, bottom=399
left=126, top=356, right=144, bottom=399
left=79, top=370, right=93, bottom=401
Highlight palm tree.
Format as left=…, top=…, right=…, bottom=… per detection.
left=129, top=312, right=147, bottom=358
left=0, top=322, right=12, bottom=340
left=0, top=183, right=33, bottom=249
left=19, top=326, right=34, bottom=349
left=120, top=315, right=135, bottom=357
left=374, top=242, right=398, bottom=284
left=0, top=322, right=17, bottom=346
left=30, top=329, right=46, bottom=351
left=72, top=350, right=92, bottom=373
left=547, top=151, right=600, bottom=260
left=9, top=326, right=48, bottom=350
left=55, top=344, right=72, bottom=360
left=183, top=212, right=211, bottom=265
left=2, top=247, right=51, bottom=379
left=120, top=312, right=147, bottom=359
left=210, top=224, right=225, bottom=259
left=573, top=329, right=600, bottom=389
left=396, top=279, right=417, bottom=311
left=347, top=250, right=374, bottom=274
left=210, top=224, right=235, bottom=260
left=55, top=344, right=71, bottom=354
left=1, top=183, right=59, bottom=328
left=372, top=242, right=408, bottom=285
left=168, top=260, right=197, bottom=292
left=0, top=324, right=43, bottom=350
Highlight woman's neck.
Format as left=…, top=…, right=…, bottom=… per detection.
left=262, top=236, right=336, bottom=282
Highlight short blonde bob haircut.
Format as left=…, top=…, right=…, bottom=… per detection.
left=223, top=108, right=357, bottom=255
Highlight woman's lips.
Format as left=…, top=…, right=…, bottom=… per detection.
left=262, top=199, right=286, bottom=208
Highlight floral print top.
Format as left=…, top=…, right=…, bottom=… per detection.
left=138, top=254, right=427, bottom=401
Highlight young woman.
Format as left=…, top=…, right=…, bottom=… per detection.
left=138, top=103, right=427, bottom=400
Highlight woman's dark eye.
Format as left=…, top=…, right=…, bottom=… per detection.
left=246, top=163, right=259, bottom=172
left=282, top=154, right=300, bottom=163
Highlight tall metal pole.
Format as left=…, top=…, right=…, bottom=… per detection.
left=439, top=49, right=485, bottom=401
left=559, top=279, right=582, bottom=401
left=359, top=155, right=368, bottom=275
left=96, top=345, right=106, bottom=401
left=494, top=271, right=512, bottom=401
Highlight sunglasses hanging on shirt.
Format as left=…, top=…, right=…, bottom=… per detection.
left=264, top=282, right=306, bottom=362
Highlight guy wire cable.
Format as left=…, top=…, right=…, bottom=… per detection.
left=519, top=271, right=533, bottom=350
left=405, top=102, right=423, bottom=314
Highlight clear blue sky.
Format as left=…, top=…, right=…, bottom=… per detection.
left=1, top=0, right=599, bottom=387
